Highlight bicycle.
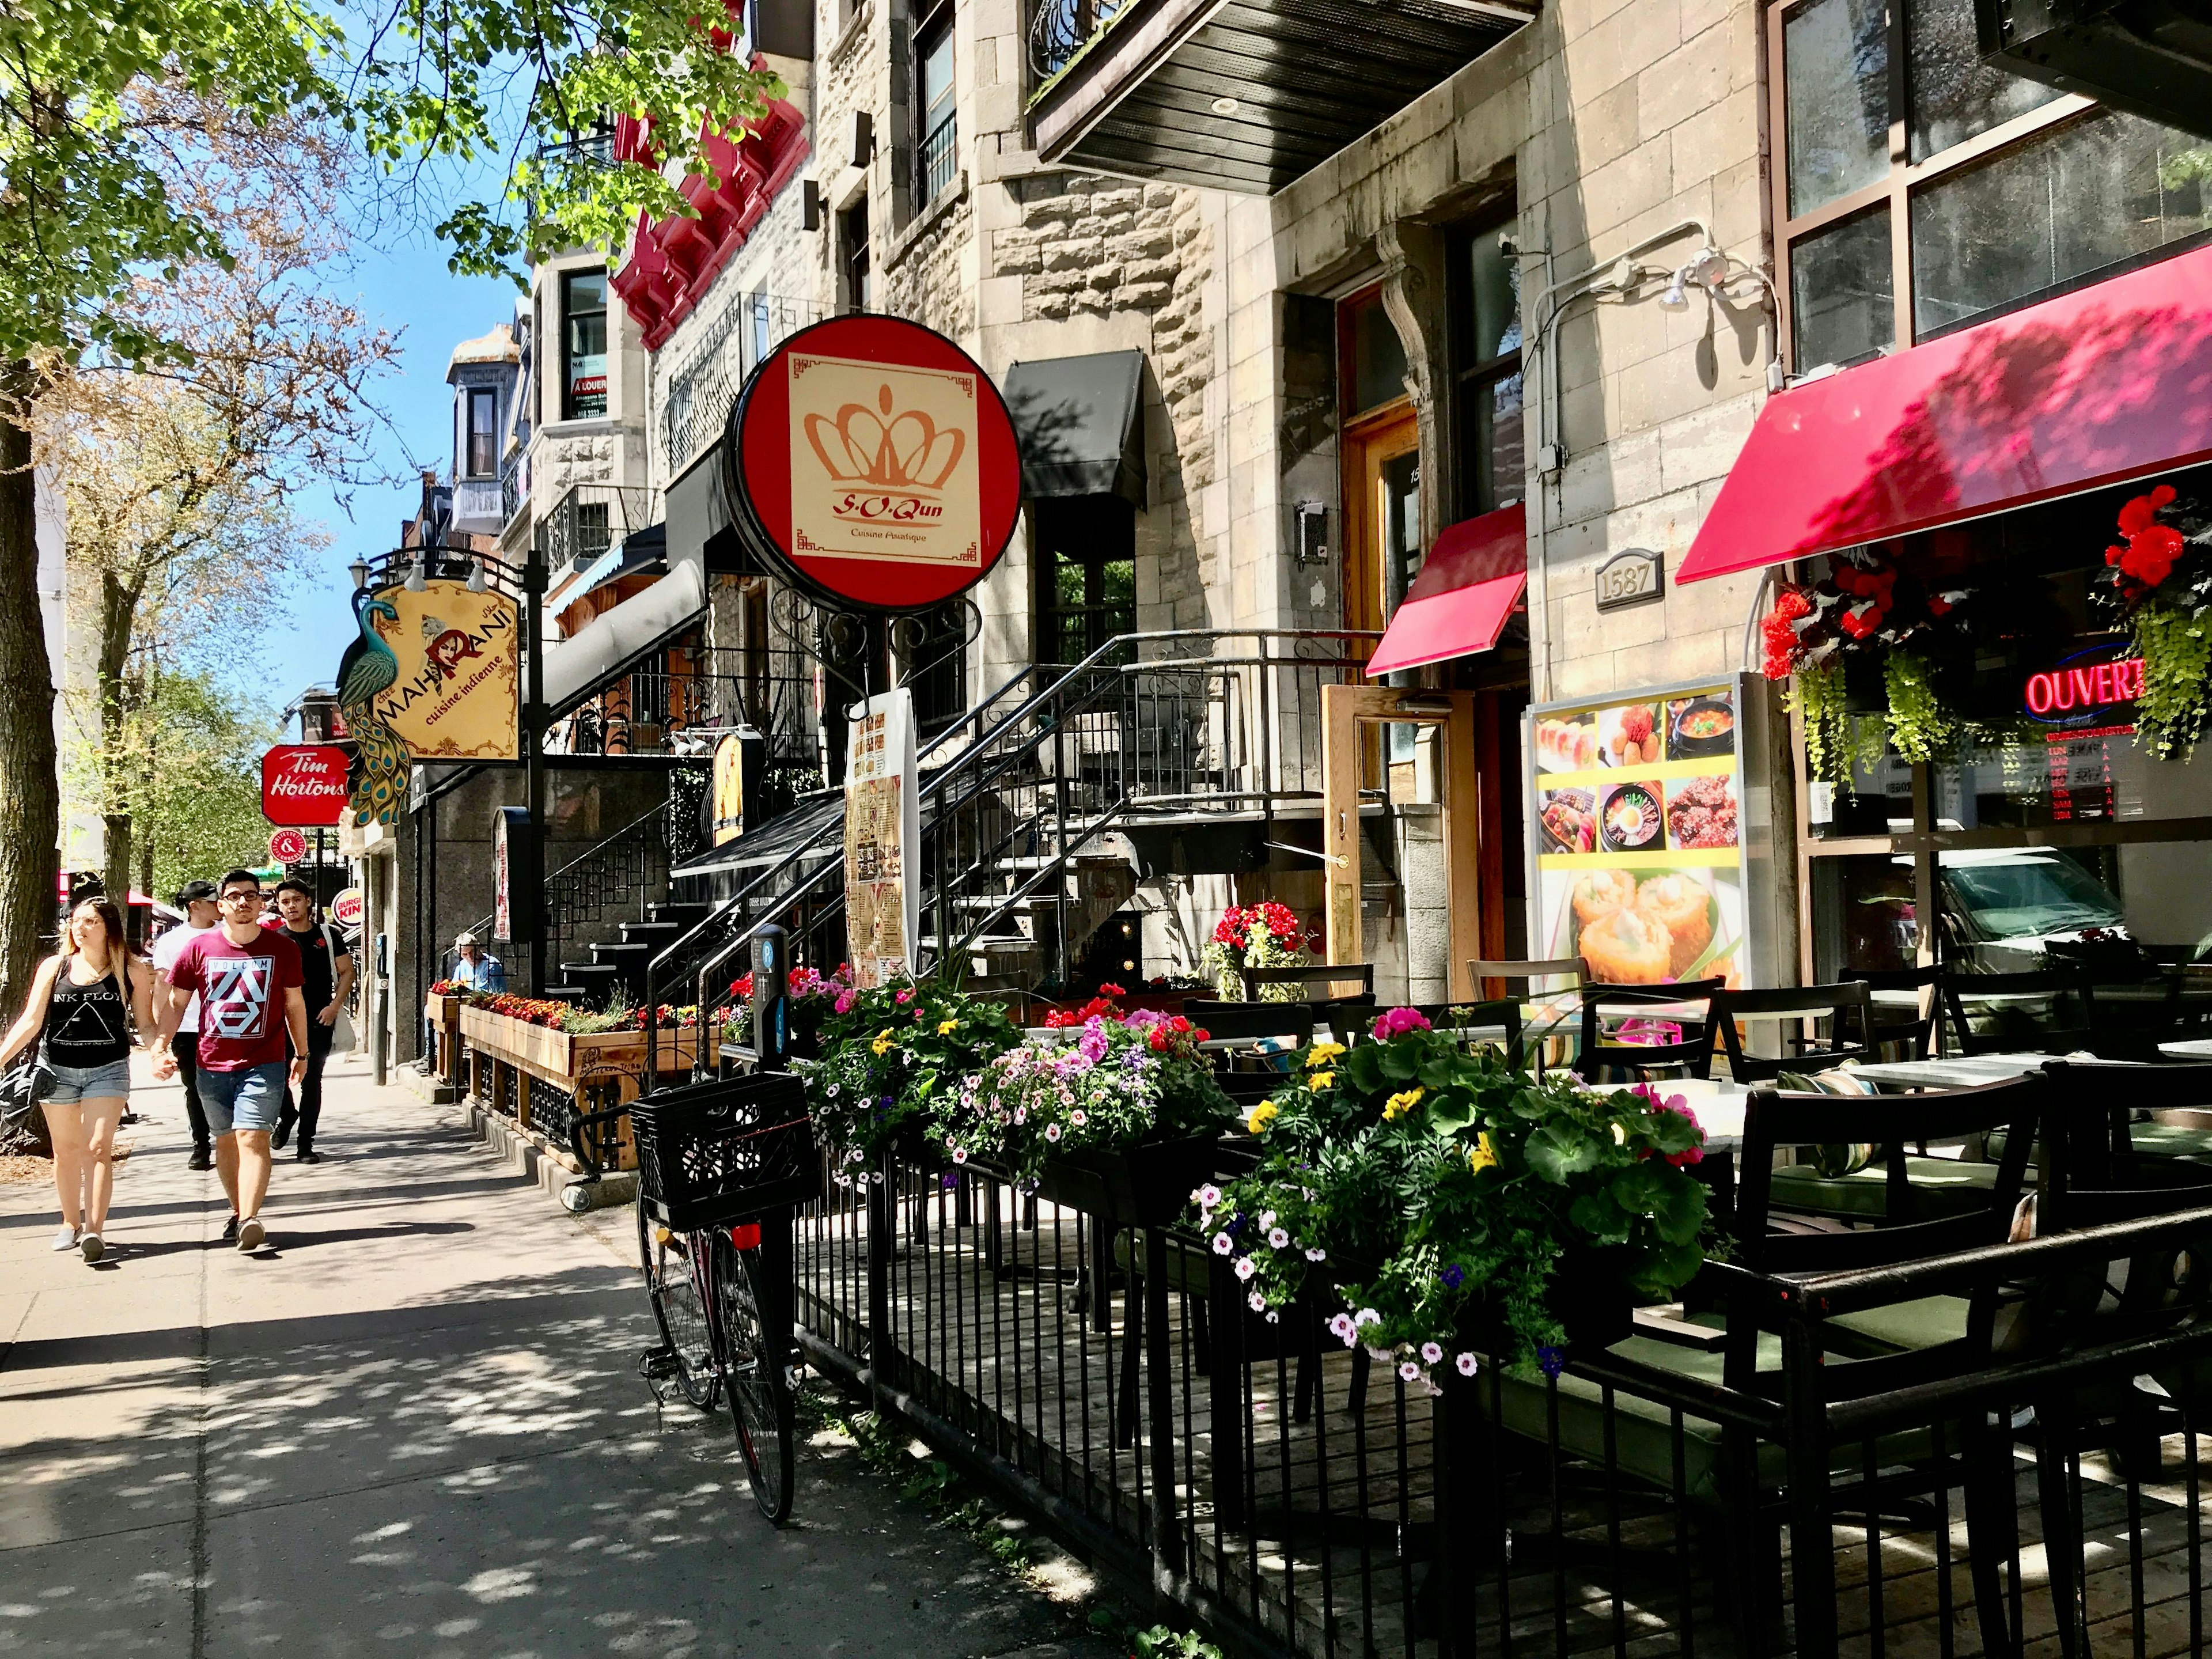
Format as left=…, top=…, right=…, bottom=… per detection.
left=574, top=1072, right=818, bottom=1522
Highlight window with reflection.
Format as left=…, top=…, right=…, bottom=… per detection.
left=1450, top=218, right=1525, bottom=516
left=1772, top=0, right=2212, bottom=373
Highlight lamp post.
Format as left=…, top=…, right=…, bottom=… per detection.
left=523, top=534, right=547, bottom=997
left=349, top=554, right=372, bottom=592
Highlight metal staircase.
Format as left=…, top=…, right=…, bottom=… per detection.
left=641, top=628, right=1376, bottom=1044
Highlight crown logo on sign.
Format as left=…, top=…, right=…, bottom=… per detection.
left=805, top=384, right=965, bottom=493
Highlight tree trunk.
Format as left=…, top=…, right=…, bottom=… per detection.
left=96, top=571, right=138, bottom=915
left=0, top=362, right=61, bottom=1023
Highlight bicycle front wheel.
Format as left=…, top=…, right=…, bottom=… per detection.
left=638, top=1202, right=719, bottom=1412
left=711, top=1225, right=794, bottom=1523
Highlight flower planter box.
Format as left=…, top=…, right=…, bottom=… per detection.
left=457, top=1006, right=701, bottom=1172
left=978, top=1132, right=1230, bottom=1228
left=424, top=993, right=463, bottom=1086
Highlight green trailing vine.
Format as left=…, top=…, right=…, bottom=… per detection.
left=1789, top=661, right=1851, bottom=785
left=2130, top=603, right=2212, bottom=760
left=1882, top=653, right=1959, bottom=765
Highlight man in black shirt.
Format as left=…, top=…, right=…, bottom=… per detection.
left=267, top=879, right=356, bottom=1162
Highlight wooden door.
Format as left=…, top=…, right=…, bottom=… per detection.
left=1341, top=406, right=1420, bottom=641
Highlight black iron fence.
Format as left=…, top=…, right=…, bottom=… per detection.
left=786, top=1162, right=2212, bottom=1659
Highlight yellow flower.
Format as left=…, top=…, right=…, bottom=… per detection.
left=1245, top=1100, right=1281, bottom=1135
left=1308, top=1070, right=1335, bottom=1091
left=1382, top=1086, right=1425, bottom=1120
left=871, top=1028, right=895, bottom=1056
left=937, top=1018, right=961, bottom=1036
left=1304, top=1041, right=1346, bottom=1069
left=1468, top=1132, right=1498, bottom=1173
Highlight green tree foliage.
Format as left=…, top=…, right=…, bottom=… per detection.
left=0, top=0, right=780, bottom=1010
left=63, top=665, right=278, bottom=904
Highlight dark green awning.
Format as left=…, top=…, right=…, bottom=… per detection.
left=1003, top=350, right=1147, bottom=509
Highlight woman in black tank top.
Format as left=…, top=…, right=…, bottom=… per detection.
left=0, top=897, right=158, bottom=1262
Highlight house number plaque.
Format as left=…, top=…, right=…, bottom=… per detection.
left=1594, top=547, right=1664, bottom=611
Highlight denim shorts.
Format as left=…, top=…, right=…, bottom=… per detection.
left=197, top=1062, right=287, bottom=1134
left=45, top=1058, right=132, bottom=1106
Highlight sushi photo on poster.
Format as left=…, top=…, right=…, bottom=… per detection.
left=1527, top=680, right=1755, bottom=990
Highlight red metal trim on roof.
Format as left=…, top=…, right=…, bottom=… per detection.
left=1679, top=243, right=2212, bottom=584
left=608, top=77, right=810, bottom=353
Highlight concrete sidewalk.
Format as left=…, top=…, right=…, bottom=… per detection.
left=0, top=1051, right=1116, bottom=1658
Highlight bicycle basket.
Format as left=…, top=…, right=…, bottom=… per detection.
left=628, top=1071, right=820, bottom=1230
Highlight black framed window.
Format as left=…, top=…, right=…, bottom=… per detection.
left=916, top=5, right=957, bottom=204
left=464, top=387, right=498, bottom=478
left=1771, top=0, right=2212, bottom=373
left=1448, top=217, right=1525, bottom=517
left=562, top=269, right=608, bottom=419
left=1033, top=498, right=1135, bottom=666
left=839, top=200, right=872, bottom=312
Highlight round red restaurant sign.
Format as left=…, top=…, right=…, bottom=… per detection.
left=723, top=314, right=1021, bottom=613
left=262, top=744, right=351, bottom=827
left=268, top=828, right=309, bottom=864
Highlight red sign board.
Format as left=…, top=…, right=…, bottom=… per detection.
left=262, top=744, right=351, bottom=826
left=268, top=828, right=308, bottom=864
left=2024, top=646, right=2143, bottom=726
left=724, top=315, right=1021, bottom=613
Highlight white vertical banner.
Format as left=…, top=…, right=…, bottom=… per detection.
left=844, top=687, right=921, bottom=988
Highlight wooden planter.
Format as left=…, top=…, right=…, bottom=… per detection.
left=424, top=993, right=463, bottom=1087
left=457, top=1006, right=700, bottom=1172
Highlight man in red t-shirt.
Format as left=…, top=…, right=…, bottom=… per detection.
left=153, top=869, right=308, bottom=1252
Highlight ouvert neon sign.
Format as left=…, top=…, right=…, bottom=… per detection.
left=2023, top=649, right=2143, bottom=722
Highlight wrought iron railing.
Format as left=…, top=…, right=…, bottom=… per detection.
left=499, top=445, right=528, bottom=530
left=783, top=1174, right=2212, bottom=1659
left=539, top=481, right=661, bottom=572
left=1031, top=0, right=1127, bottom=79
left=920, top=109, right=958, bottom=202
left=642, top=629, right=1380, bottom=1059
left=660, top=291, right=829, bottom=476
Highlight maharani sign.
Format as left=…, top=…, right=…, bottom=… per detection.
left=724, top=315, right=1020, bottom=613
left=368, top=581, right=520, bottom=760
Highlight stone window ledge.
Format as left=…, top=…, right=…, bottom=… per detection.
left=830, top=3, right=873, bottom=68
left=886, top=171, right=970, bottom=274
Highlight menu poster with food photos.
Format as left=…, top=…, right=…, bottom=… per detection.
left=1525, top=679, right=1756, bottom=991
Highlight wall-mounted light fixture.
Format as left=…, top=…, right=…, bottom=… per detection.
left=1294, top=501, right=1329, bottom=565
left=349, top=555, right=372, bottom=592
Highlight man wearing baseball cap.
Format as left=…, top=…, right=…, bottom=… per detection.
left=451, top=931, right=506, bottom=993
left=150, top=880, right=222, bottom=1169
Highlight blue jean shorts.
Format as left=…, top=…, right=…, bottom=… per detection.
left=197, top=1062, right=287, bottom=1134
left=45, top=1058, right=132, bottom=1106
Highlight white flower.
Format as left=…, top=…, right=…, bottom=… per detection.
left=952, top=1148, right=968, bottom=1164
left=1213, top=1233, right=1234, bottom=1256
left=1305, top=1246, right=1327, bottom=1262
left=1456, top=1352, right=1478, bottom=1377
left=1268, top=1227, right=1290, bottom=1249
left=1070, top=1109, right=1086, bottom=1126
left=1354, top=1308, right=1381, bottom=1327
left=1266, top=1310, right=1281, bottom=1325
left=1013, top=1105, right=1027, bottom=1124
left=1328, top=1312, right=1357, bottom=1346
left=1398, top=1361, right=1423, bottom=1383
left=1234, top=1257, right=1256, bottom=1281
left=1248, top=1290, right=1267, bottom=1312
left=1198, top=1184, right=1222, bottom=1208
left=1420, top=1342, right=1444, bottom=1365
left=1259, top=1210, right=1277, bottom=1230
left=1198, top=1209, right=1215, bottom=1232
left=1044, top=1123, right=1062, bottom=1142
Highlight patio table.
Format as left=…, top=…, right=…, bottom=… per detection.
left=1846, top=1051, right=2058, bottom=1090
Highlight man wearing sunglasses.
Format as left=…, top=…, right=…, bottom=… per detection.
left=152, top=870, right=308, bottom=1252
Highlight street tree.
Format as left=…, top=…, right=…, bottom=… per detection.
left=0, top=0, right=779, bottom=1014
left=40, top=107, right=397, bottom=908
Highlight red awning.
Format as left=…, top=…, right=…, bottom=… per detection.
left=1679, top=243, right=2212, bottom=584
left=1366, top=503, right=1527, bottom=675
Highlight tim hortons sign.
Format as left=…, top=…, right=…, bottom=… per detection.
left=262, top=744, right=351, bottom=827
left=722, top=314, right=1021, bottom=613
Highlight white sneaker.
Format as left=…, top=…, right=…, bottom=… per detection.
left=79, top=1233, right=103, bottom=1264
left=236, top=1217, right=265, bottom=1252
left=50, top=1225, right=78, bottom=1252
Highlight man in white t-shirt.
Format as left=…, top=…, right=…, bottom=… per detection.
left=151, top=879, right=222, bottom=1170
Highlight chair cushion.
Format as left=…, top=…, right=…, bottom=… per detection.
left=1825, top=1294, right=1972, bottom=1353
left=1477, top=1324, right=1936, bottom=1507
left=1767, top=1156, right=2002, bottom=1221
left=2130, top=1122, right=2212, bottom=1161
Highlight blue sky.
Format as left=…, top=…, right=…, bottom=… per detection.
left=256, top=232, right=517, bottom=724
